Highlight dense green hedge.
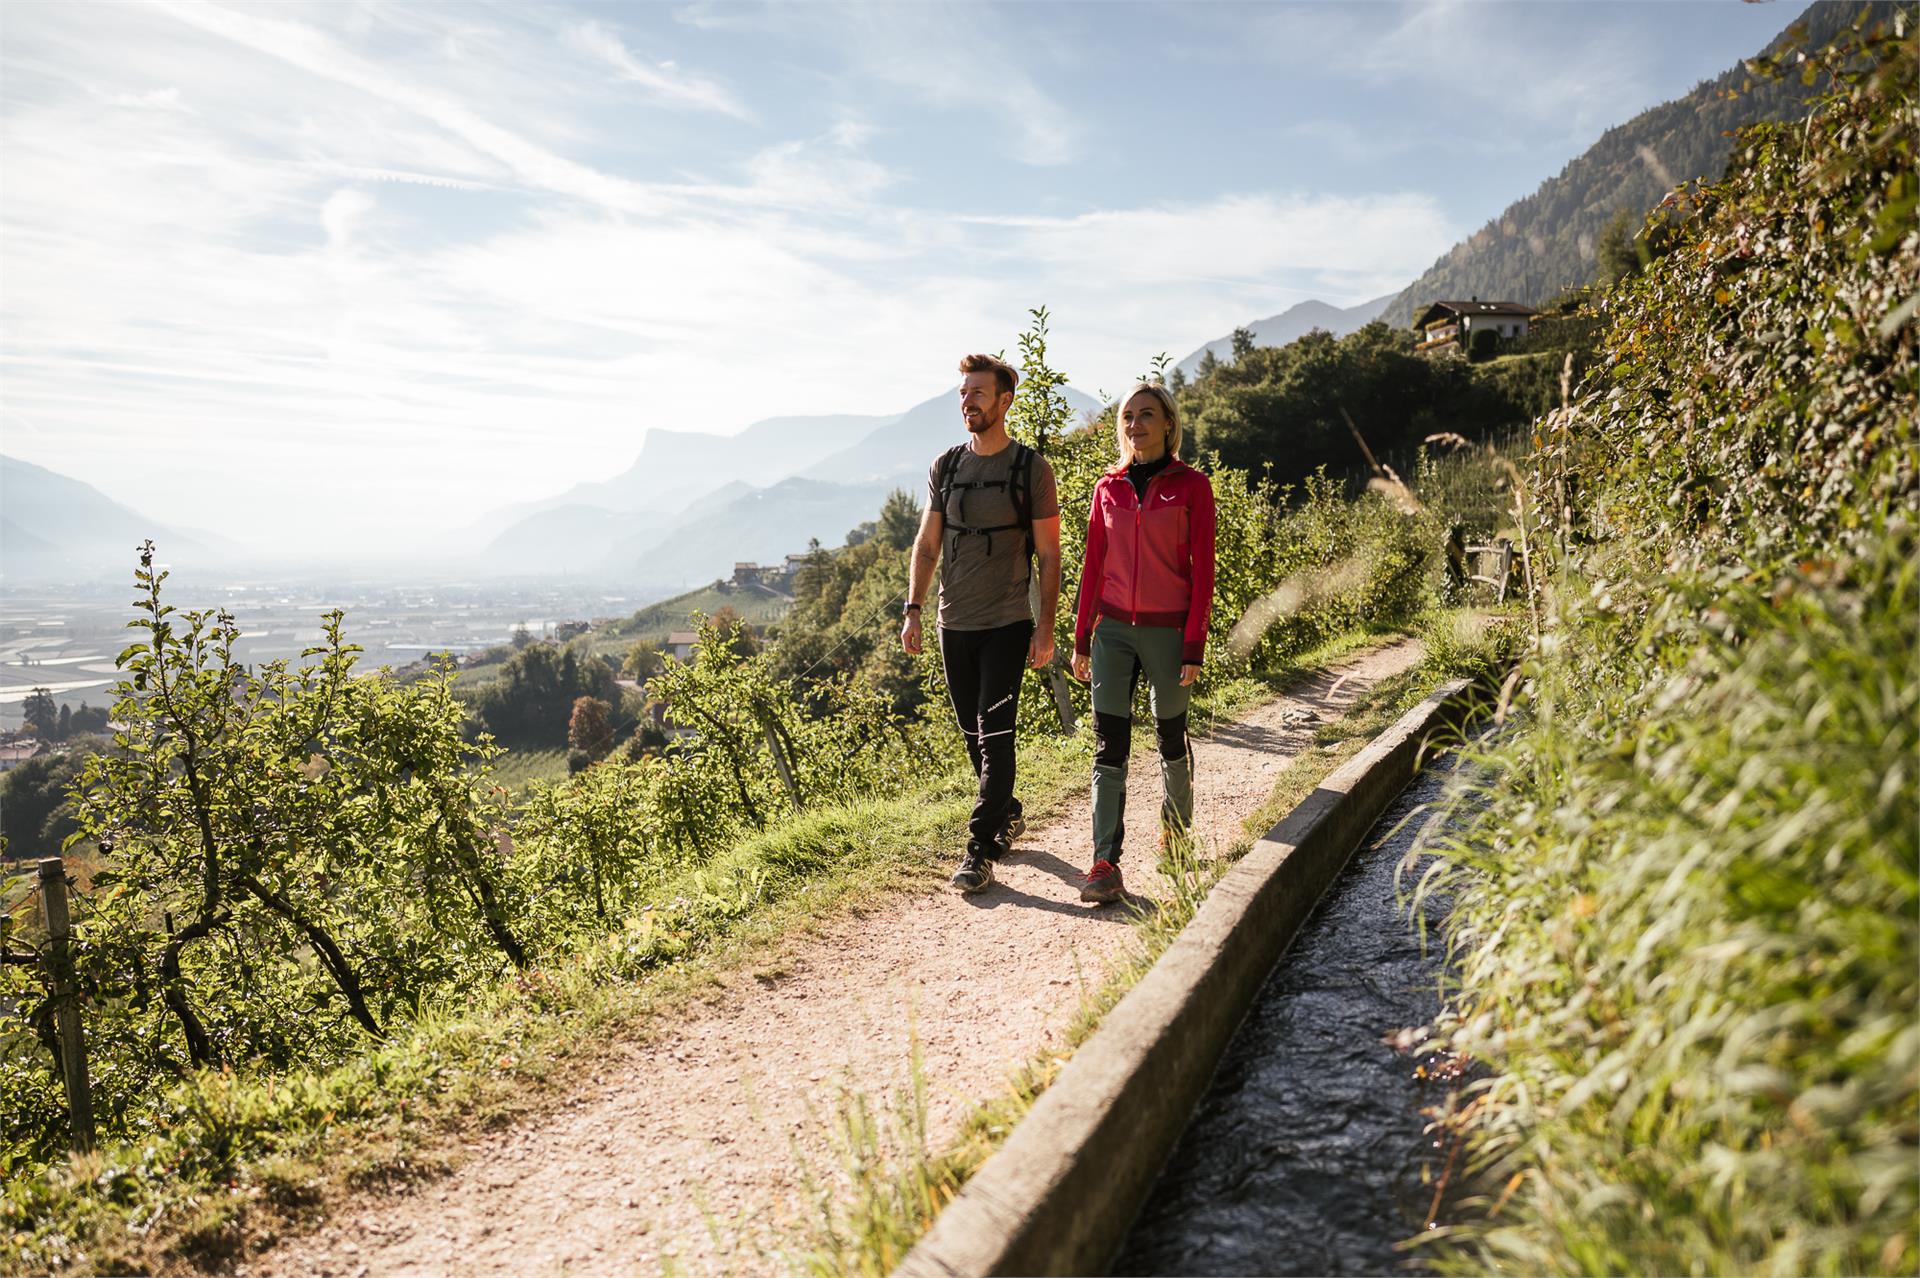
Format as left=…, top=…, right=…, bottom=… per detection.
left=1419, top=14, right=1917, bottom=1274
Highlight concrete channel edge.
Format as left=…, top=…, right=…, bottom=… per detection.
left=894, top=676, right=1480, bottom=1278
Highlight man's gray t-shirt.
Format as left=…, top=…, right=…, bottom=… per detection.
left=927, top=444, right=1060, bottom=631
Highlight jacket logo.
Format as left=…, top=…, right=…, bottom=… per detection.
left=1158, top=492, right=1179, bottom=504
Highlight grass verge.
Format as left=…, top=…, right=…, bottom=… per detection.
left=0, top=628, right=1416, bottom=1278
left=1409, top=537, right=1918, bottom=1277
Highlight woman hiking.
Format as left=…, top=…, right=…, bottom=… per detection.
left=1069, top=382, right=1216, bottom=903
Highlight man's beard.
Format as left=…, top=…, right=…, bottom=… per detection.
left=966, top=412, right=998, bottom=435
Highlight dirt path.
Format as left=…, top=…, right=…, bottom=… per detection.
left=250, top=640, right=1424, bottom=1278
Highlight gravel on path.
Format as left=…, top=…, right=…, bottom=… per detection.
left=249, top=639, right=1425, bottom=1278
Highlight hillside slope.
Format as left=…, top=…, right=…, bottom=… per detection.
left=1376, top=0, right=1867, bottom=324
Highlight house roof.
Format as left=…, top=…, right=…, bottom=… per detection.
left=1415, top=299, right=1539, bottom=327
left=666, top=630, right=699, bottom=645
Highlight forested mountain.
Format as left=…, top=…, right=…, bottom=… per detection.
left=1175, top=323, right=1581, bottom=493
left=1376, top=0, right=1876, bottom=326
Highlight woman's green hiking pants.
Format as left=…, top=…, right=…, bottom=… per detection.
left=1088, top=619, right=1193, bottom=863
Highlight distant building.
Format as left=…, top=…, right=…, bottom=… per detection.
left=0, top=741, right=41, bottom=772
left=665, top=630, right=699, bottom=662
left=1414, top=299, right=1539, bottom=357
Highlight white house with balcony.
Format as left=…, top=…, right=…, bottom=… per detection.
left=1414, top=299, right=1539, bottom=356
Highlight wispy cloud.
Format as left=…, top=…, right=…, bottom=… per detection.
left=737, top=119, right=894, bottom=209
left=1360, top=0, right=1647, bottom=141
left=146, top=0, right=675, bottom=215
left=19, top=0, right=1735, bottom=560
left=838, top=5, right=1078, bottom=166
left=969, top=193, right=1453, bottom=286
left=561, top=19, right=754, bottom=122
left=673, top=1, right=1079, bottom=166
left=1207, top=0, right=1652, bottom=151
left=95, top=85, right=190, bottom=112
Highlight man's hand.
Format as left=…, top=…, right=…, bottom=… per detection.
left=1179, top=662, right=1201, bottom=687
left=1028, top=626, right=1055, bottom=670
left=1071, top=652, right=1091, bottom=683
left=901, top=611, right=923, bottom=656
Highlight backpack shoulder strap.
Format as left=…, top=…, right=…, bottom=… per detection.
left=1009, top=442, right=1036, bottom=558
left=934, top=444, right=966, bottom=516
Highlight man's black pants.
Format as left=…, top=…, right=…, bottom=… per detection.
left=939, top=620, right=1031, bottom=858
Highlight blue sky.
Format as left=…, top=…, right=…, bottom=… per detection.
left=1, top=0, right=1795, bottom=555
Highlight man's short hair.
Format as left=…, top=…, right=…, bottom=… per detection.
left=958, top=353, right=1019, bottom=398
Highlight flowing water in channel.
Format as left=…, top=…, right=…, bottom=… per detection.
left=1111, top=760, right=1477, bottom=1277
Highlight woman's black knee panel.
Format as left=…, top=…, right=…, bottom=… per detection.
left=1155, top=712, right=1190, bottom=761
left=1093, top=711, right=1131, bottom=769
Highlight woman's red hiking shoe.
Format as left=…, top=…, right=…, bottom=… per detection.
left=1078, top=859, right=1125, bottom=903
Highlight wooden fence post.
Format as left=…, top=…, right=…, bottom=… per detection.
left=760, top=723, right=804, bottom=813
left=37, top=857, right=95, bottom=1153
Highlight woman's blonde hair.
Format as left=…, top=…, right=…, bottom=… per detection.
left=1114, top=382, right=1182, bottom=463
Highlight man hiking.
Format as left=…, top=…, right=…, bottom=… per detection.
left=901, top=353, right=1062, bottom=894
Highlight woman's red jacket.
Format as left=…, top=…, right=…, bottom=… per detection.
left=1071, top=457, right=1217, bottom=665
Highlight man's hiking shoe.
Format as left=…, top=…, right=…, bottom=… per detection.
left=951, top=853, right=995, bottom=895
left=1005, top=804, right=1026, bottom=841
left=1079, top=859, right=1125, bottom=904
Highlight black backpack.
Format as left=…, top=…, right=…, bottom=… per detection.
left=934, top=440, right=1036, bottom=561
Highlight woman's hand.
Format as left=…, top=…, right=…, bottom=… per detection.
left=1178, top=662, right=1201, bottom=687
left=1071, top=652, right=1091, bottom=683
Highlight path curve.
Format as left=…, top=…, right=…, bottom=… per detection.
left=250, top=640, right=1424, bottom=1278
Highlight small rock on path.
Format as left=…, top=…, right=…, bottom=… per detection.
left=250, top=639, right=1424, bottom=1277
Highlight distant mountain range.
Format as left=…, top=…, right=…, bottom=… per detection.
left=472, top=383, right=1101, bottom=587
left=1174, top=294, right=1394, bottom=381
left=3, top=384, right=1100, bottom=589
left=464, top=411, right=891, bottom=546
left=0, top=454, right=217, bottom=582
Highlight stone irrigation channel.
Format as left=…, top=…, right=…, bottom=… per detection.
left=896, top=677, right=1484, bottom=1277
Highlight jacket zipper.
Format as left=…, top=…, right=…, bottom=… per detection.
left=1132, top=470, right=1169, bottom=621
left=1117, top=465, right=1174, bottom=623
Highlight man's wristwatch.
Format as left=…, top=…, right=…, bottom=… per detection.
left=903, top=602, right=923, bottom=616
